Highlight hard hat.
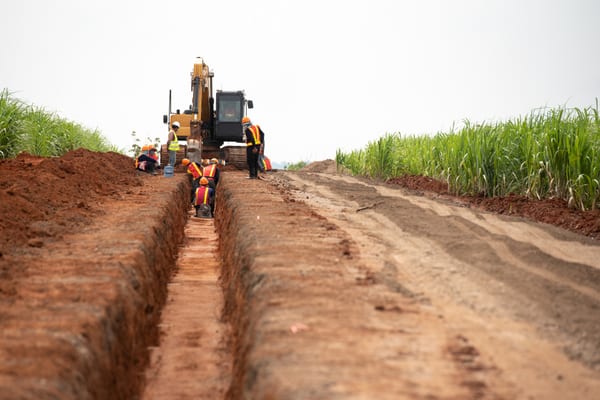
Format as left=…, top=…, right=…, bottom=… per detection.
left=200, top=177, right=209, bottom=185
left=210, top=158, right=218, bottom=164
left=172, top=121, right=181, bottom=128
left=181, top=158, right=190, bottom=166
left=141, top=145, right=150, bottom=151
left=149, top=146, right=157, bottom=152
left=241, top=116, right=251, bottom=124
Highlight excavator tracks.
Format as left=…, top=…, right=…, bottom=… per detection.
left=219, top=146, right=247, bottom=169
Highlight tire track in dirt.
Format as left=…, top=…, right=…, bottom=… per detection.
left=337, top=173, right=600, bottom=369
left=273, top=170, right=600, bottom=399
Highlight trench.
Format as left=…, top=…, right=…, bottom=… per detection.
left=140, top=215, right=231, bottom=399
left=137, top=170, right=249, bottom=399
left=135, top=170, right=285, bottom=399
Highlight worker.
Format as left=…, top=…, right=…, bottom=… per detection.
left=149, top=146, right=159, bottom=162
left=148, top=146, right=159, bottom=162
left=181, top=158, right=203, bottom=201
left=167, top=121, right=180, bottom=166
left=201, top=157, right=220, bottom=189
left=136, top=147, right=160, bottom=175
left=193, top=177, right=215, bottom=218
left=135, top=145, right=149, bottom=169
left=242, top=116, right=265, bottom=179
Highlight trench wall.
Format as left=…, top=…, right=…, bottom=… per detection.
left=214, top=171, right=346, bottom=399
left=0, top=175, right=191, bottom=400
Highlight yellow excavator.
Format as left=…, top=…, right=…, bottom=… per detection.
left=161, top=58, right=253, bottom=168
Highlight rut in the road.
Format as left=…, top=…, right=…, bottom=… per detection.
left=141, top=215, right=231, bottom=399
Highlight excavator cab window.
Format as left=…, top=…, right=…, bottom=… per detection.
left=218, top=99, right=241, bottom=122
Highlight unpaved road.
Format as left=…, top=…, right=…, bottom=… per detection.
left=224, top=167, right=600, bottom=399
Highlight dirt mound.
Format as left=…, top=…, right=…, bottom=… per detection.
left=301, top=159, right=337, bottom=173
left=0, top=149, right=142, bottom=253
left=0, top=149, right=146, bottom=299
left=0, top=149, right=189, bottom=399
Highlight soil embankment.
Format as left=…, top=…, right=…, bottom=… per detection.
left=0, top=150, right=189, bottom=399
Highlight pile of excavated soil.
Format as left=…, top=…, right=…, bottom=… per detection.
left=0, top=149, right=190, bottom=399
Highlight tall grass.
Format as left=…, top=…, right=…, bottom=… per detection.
left=0, top=89, right=115, bottom=158
left=337, top=102, right=600, bottom=210
left=0, top=90, right=26, bottom=158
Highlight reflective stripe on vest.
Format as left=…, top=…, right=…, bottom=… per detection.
left=195, top=186, right=210, bottom=205
left=203, top=164, right=217, bottom=178
left=188, top=163, right=202, bottom=179
left=246, top=125, right=261, bottom=146
left=168, top=130, right=180, bottom=151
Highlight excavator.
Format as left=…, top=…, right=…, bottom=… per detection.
left=161, top=58, right=253, bottom=168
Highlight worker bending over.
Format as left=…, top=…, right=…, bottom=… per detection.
left=136, top=146, right=160, bottom=175
left=194, top=177, right=215, bottom=218
left=182, top=158, right=203, bottom=201
left=202, top=158, right=221, bottom=189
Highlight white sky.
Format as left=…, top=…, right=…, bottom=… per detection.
left=2, top=0, right=599, bottom=163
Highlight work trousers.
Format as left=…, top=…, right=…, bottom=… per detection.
left=168, top=150, right=177, bottom=167
left=246, top=146, right=260, bottom=178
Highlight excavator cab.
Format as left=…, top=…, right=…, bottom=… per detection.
left=214, top=90, right=252, bottom=143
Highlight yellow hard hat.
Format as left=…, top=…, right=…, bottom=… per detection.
left=241, top=116, right=251, bottom=124
left=210, top=158, right=219, bottom=164
left=200, top=177, right=209, bottom=185
left=181, top=158, right=190, bottom=166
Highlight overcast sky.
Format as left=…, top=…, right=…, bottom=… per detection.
left=2, top=0, right=599, bottom=163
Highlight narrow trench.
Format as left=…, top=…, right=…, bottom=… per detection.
left=140, top=212, right=232, bottom=399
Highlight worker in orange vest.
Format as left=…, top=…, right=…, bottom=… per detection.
left=136, top=145, right=160, bottom=175
left=181, top=158, right=203, bottom=201
left=193, top=177, right=215, bottom=218
left=242, top=116, right=265, bottom=179
left=201, top=158, right=220, bottom=189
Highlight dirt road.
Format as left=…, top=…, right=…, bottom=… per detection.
left=1, top=150, right=600, bottom=399
left=165, top=163, right=597, bottom=399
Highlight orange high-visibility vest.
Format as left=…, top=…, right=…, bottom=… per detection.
left=246, top=125, right=261, bottom=146
left=203, top=164, right=217, bottom=178
left=187, top=163, right=202, bottom=180
left=195, top=186, right=210, bottom=206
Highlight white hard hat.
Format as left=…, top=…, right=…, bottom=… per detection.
left=172, top=121, right=180, bottom=128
